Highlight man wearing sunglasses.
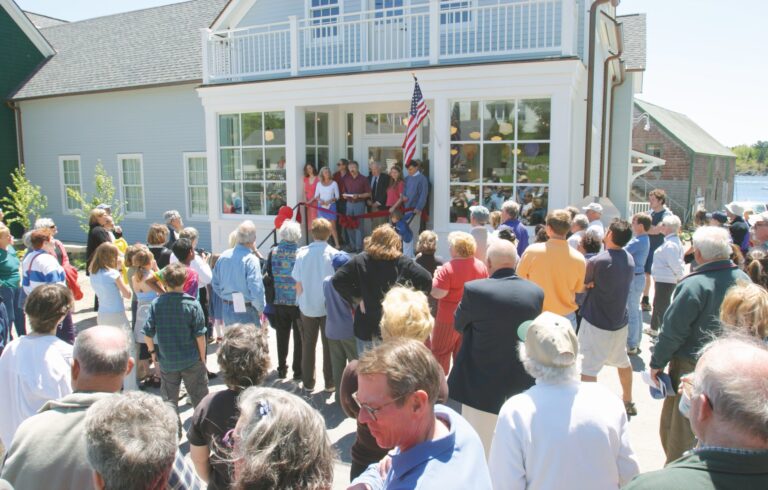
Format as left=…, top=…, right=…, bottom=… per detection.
left=624, top=336, right=768, bottom=489
left=348, top=338, right=491, bottom=490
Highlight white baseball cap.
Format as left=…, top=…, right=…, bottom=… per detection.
left=582, top=202, right=604, bottom=214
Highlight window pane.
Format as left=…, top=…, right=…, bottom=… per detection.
left=518, top=186, right=549, bottom=226
left=265, top=148, right=286, bottom=181
left=483, top=143, right=514, bottom=183
left=242, top=113, right=263, bottom=146
left=125, top=187, right=144, bottom=213
left=484, top=100, right=516, bottom=141
left=421, top=118, right=430, bottom=144
left=264, top=112, right=285, bottom=145
left=305, top=112, right=316, bottom=146
left=450, top=101, right=481, bottom=142
left=481, top=185, right=513, bottom=212
left=347, top=147, right=354, bottom=161
left=317, top=147, right=329, bottom=169
left=219, top=114, right=240, bottom=146
left=121, top=159, right=142, bottom=185
left=243, top=183, right=264, bottom=215
left=516, top=143, right=549, bottom=185
left=63, top=160, right=80, bottom=185
left=266, top=182, right=287, bottom=215
left=317, top=112, right=329, bottom=145
left=242, top=148, right=264, bottom=180
left=394, top=113, right=408, bottom=133
left=190, top=187, right=208, bottom=216
left=347, top=113, right=354, bottom=145
left=222, top=182, right=242, bottom=214
left=449, top=185, right=478, bottom=223
left=66, top=192, right=80, bottom=211
left=187, top=157, right=207, bottom=185
left=379, top=113, right=394, bottom=134
left=450, top=144, right=480, bottom=183
left=518, top=99, right=551, bottom=140
left=365, top=114, right=379, bottom=134
left=220, top=149, right=241, bottom=180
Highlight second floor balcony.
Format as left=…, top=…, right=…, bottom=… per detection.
left=203, top=0, right=579, bottom=84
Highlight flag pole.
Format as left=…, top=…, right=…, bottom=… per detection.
left=411, top=72, right=442, bottom=151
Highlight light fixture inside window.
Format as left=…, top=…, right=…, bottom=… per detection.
left=265, top=130, right=275, bottom=142
left=490, top=135, right=502, bottom=142
left=450, top=126, right=458, bottom=135
left=499, top=122, right=513, bottom=135
left=469, top=131, right=481, bottom=140
left=450, top=148, right=458, bottom=156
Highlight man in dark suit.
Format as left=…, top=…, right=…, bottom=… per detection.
left=448, top=239, right=544, bottom=457
left=366, top=161, right=390, bottom=234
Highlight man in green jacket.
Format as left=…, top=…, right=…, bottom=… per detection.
left=650, top=226, right=749, bottom=463
left=626, top=336, right=768, bottom=490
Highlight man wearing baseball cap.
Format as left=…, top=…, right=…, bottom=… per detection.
left=582, top=202, right=605, bottom=241
left=725, top=202, right=749, bottom=253
left=749, top=211, right=768, bottom=253
left=488, top=312, right=639, bottom=490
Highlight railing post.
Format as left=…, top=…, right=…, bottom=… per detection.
left=560, top=0, right=575, bottom=56
left=289, top=16, right=299, bottom=76
left=200, top=28, right=211, bottom=84
left=428, top=0, right=439, bottom=65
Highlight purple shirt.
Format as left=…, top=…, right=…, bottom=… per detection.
left=342, top=173, right=371, bottom=196
left=322, top=276, right=354, bottom=340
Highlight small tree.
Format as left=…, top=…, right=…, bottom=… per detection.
left=0, top=165, right=48, bottom=234
left=67, top=161, right=125, bottom=233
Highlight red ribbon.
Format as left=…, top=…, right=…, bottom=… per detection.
left=301, top=202, right=428, bottom=230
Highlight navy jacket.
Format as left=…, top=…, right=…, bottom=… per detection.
left=447, top=268, right=544, bottom=414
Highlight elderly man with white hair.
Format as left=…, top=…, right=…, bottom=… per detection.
left=500, top=200, right=529, bottom=256
left=469, top=205, right=493, bottom=261
left=212, top=221, right=266, bottom=327
left=650, top=226, right=750, bottom=463
left=626, top=336, right=768, bottom=489
left=567, top=213, right=590, bottom=249
left=647, top=214, right=685, bottom=338
left=164, top=210, right=183, bottom=248
left=488, top=311, right=639, bottom=490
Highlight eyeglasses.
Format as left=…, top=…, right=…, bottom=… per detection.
left=352, top=392, right=407, bottom=421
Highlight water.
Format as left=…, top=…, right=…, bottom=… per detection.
left=733, top=175, right=768, bottom=203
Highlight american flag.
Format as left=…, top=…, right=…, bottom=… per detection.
left=402, top=78, right=429, bottom=167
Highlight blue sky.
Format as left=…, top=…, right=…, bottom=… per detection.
left=16, top=0, right=766, bottom=147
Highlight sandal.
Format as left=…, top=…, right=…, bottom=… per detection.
left=624, top=401, right=638, bottom=420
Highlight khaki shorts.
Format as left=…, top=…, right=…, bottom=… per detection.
left=578, top=317, right=631, bottom=376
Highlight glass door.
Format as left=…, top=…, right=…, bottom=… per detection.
left=367, top=145, right=403, bottom=172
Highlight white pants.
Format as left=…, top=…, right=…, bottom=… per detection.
left=462, top=404, right=498, bottom=459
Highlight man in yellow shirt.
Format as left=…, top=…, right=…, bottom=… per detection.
left=517, top=209, right=586, bottom=329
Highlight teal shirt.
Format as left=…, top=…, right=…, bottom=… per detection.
left=0, top=245, right=21, bottom=289
left=650, top=260, right=750, bottom=368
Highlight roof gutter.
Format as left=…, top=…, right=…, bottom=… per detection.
left=599, top=14, right=624, bottom=196
left=583, top=0, right=620, bottom=197
left=605, top=60, right=626, bottom=197
left=5, top=100, right=24, bottom=169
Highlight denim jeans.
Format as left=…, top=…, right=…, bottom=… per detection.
left=0, top=286, right=26, bottom=337
left=626, top=274, right=645, bottom=348
left=222, top=303, right=261, bottom=327
left=345, top=201, right=366, bottom=252
left=565, top=311, right=578, bottom=331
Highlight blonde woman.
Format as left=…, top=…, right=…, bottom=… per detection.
left=720, top=282, right=768, bottom=340
left=430, top=231, right=488, bottom=375
left=313, top=166, right=340, bottom=248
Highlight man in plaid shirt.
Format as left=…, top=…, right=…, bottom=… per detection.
left=144, top=263, right=208, bottom=410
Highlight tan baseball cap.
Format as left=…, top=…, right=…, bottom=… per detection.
left=517, top=312, right=578, bottom=367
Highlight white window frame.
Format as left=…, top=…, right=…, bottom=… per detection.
left=183, top=152, right=209, bottom=220
left=440, top=0, right=475, bottom=31
left=58, top=155, right=82, bottom=214
left=305, top=0, right=344, bottom=41
left=117, top=153, right=146, bottom=218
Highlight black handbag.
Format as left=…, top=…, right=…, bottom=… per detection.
left=262, top=248, right=276, bottom=305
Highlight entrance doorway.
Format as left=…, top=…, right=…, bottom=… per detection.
left=367, top=145, right=403, bottom=171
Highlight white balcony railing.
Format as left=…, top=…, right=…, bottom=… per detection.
left=203, top=0, right=576, bottom=83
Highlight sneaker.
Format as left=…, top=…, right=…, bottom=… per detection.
left=643, top=327, right=659, bottom=338
left=207, top=370, right=218, bottom=380
left=624, top=401, right=638, bottom=420
left=627, top=347, right=641, bottom=356
left=324, top=386, right=336, bottom=393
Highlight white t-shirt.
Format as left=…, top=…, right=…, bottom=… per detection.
left=489, top=380, right=639, bottom=490
left=0, top=335, right=73, bottom=446
left=314, top=181, right=339, bottom=207
left=169, top=253, right=213, bottom=286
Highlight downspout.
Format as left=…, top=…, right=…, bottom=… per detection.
left=685, top=153, right=695, bottom=224
left=5, top=100, right=24, bottom=168
left=598, top=14, right=623, bottom=196
left=584, top=0, right=620, bottom=197
left=605, top=61, right=626, bottom=197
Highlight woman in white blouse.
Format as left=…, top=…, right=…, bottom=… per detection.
left=314, top=166, right=340, bottom=248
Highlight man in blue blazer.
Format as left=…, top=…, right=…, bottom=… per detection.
left=448, top=238, right=544, bottom=456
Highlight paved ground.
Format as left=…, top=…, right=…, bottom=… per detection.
left=64, top=275, right=667, bottom=488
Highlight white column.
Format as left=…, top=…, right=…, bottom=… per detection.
left=560, top=0, right=575, bottom=57
left=431, top=95, right=450, bottom=232
left=285, top=105, right=305, bottom=210
left=203, top=105, right=224, bottom=250
left=548, top=88, right=573, bottom=210
left=428, top=1, right=440, bottom=65
left=289, top=16, right=299, bottom=76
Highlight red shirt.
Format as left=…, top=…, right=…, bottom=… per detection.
left=432, top=257, right=488, bottom=324
left=342, top=173, right=371, bottom=196
left=333, top=171, right=347, bottom=194
left=386, top=181, right=405, bottom=208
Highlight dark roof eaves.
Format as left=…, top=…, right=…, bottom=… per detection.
left=11, top=79, right=201, bottom=102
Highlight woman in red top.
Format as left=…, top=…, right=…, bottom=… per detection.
left=430, top=231, right=488, bottom=375
left=303, top=163, right=319, bottom=224
left=385, top=165, right=406, bottom=213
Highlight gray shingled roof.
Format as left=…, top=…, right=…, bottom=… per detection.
left=13, top=0, right=227, bottom=100
left=23, top=11, right=67, bottom=28
left=636, top=100, right=735, bottom=157
left=618, top=13, right=646, bottom=71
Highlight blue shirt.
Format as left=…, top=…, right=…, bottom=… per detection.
left=212, top=244, right=265, bottom=312
left=503, top=218, right=530, bottom=257
left=322, top=276, right=354, bottom=340
left=89, top=268, right=125, bottom=314
left=271, top=241, right=298, bottom=306
left=625, top=234, right=650, bottom=275
left=353, top=405, right=492, bottom=490
left=292, top=241, right=338, bottom=317
left=403, top=171, right=428, bottom=212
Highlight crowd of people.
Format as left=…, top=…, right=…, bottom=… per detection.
left=0, top=181, right=767, bottom=489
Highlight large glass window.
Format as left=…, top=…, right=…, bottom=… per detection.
left=306, top=111, right=330, bottom=171
left=365, top=113, right=408, bottom=135
left=118, top=154, right=145, bottom=215
left=346, top=113, right=354, bottom=161
left=219, top=112, right=286, bottom=216
left=185, top=153, right=208, bottom=218
left=449, top=98, right=550, bottom=224
left=60, top=155, right=82, bottom=212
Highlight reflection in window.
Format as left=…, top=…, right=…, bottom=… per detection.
left=219, top=112, right=286, bottom=215
left=306, top=111, right=330, bottom=172
left=449, top=98, right=551, bottom=224
left=365, top=113, right=408, bottom=134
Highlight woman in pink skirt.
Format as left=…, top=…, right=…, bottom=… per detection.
left=303, top=163, right=319, bottom=224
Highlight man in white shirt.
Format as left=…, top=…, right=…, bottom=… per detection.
left=488, top=312, right=639, bottom=490
left=567, top=214, right=589, bottom=249
left=583, top=203, right=605, bottom=241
